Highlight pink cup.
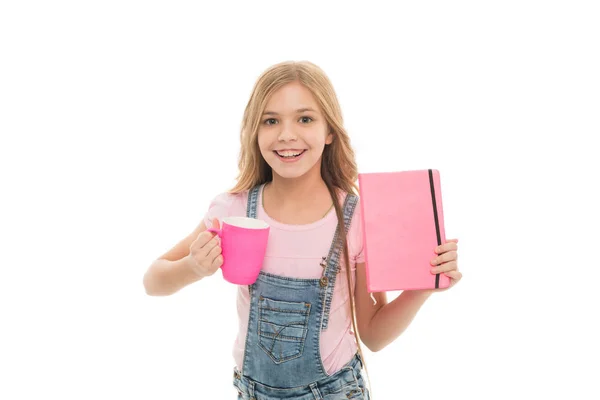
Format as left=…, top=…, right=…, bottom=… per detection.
left=207, top=217, right=270, bottom=285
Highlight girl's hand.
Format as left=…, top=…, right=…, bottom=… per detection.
left=429, top=238, right=462, bottom=291
left=187, top=218, right=224, bottom=277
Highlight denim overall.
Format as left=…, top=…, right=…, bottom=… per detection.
left=233, top=184, right=370, bottom=400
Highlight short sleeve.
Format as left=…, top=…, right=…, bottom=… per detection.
left=348, top=197, right=365, bottom=264
left=202, top=192, right=235, bottom=230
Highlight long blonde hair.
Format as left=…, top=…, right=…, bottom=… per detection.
left=230, top=60, right=372, bottom=393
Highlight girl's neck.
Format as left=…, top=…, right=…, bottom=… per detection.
left=263, top=172, right=336, bottom=225
left=266, top=173, right=331, bottom=206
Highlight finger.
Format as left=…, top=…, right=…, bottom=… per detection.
left=431, top=261, right=458, bottom=274
left=434, top=241, right=458, bottom=254
left=207, top=244, right=222, bottom=259
left=211, top=254, right=224, bottom=269
left=212, top=217, right=221, bottom=230
left=202, top=237, right=221, bottom=255
left=431, top=251, right=458, bottom=266
left=194, top=230, right=217, bottom=247
left=443, top=270, right=462, bottom=282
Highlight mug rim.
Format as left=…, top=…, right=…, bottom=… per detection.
left=222, top=216, right=269, bottom=230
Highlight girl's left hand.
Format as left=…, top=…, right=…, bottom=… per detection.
left=429, top=238, right=462, bottom=290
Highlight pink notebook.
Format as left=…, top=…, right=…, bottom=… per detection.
left=358, top=169, right=450, bottom=292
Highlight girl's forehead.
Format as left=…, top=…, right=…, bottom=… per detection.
left=264, top=99, right=321, bottom=116
left=267, top=83, right=317, bottom=103
left=262, top=105, right=320, bottom=116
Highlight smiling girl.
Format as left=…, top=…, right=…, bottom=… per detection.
left=143, top=60, right=462, bottom=399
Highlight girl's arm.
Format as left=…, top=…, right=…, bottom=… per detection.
left=142, top=221, right=208, bottom=296
left=354, top=262, right=432, bottom=352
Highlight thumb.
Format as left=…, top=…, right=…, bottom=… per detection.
left=447, top=238, right=459, bottom=243
left=209, top=218, right=221, bottom=237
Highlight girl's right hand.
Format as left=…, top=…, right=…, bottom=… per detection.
left=187, top=218, right=223, bottom=277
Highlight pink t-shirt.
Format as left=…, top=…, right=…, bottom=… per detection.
left=202, top=185, right=365, bottom=375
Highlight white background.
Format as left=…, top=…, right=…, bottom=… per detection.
left=1, top=1, right=599, bottom=399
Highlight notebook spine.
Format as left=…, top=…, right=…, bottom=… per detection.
left=428, top=169, right=442, bottom=289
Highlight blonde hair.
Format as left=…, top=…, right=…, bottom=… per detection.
left=230, top=61, right=372, bottom=394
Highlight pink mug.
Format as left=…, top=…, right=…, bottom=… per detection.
left=207, top=217, right=270, bottom=285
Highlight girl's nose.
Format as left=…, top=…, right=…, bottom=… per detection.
left=277, top=128, right=297, bottom=142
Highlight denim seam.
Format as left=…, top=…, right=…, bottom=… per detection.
left=319, top=209, right=342, bottom=331
left=309, top=382, right=322, bottom=400
left=236, top=355, right=362, bottom=398
left=258, top=297, right=311, bottom=364
left=313, top=282, right=326, bottom=376
left=349, top=365, right=367, bottom=399
left=260, top=308, right=308, bottom=314
left=241, top=184, right=260, bottom=375
left=321, top=194, right=359, bottom=330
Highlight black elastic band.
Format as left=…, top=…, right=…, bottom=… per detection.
left=428, top=169, right=442, bottom=289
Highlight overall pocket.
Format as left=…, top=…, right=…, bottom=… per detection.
left=258, top=295, right=311, bottom=364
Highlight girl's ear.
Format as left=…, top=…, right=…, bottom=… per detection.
left=325, top=131, right=334, bottom=145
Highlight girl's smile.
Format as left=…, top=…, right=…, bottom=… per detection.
left=273, top=149, right=307, bottom=162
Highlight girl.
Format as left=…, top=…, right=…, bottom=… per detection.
left=143, top=60, right=462, bottom=399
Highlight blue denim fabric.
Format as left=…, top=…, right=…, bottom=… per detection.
left=231, top=184, right=369, bottom=399
left=234, top=352, right=370, bottom=400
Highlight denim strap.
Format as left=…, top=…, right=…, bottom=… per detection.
left=320, top=193, right=358, bottom=331
left=246, top=185, right=261, bottom=218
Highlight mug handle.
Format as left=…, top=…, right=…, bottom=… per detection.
left=207, top=227, right=222, bottom=237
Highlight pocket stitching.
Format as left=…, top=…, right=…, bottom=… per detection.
left=258, top=296, right=311, bottom=364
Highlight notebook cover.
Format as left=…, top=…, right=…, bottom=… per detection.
left=358, top=169, right=450, bottom=292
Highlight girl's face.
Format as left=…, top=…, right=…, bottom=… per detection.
left=257, top=81, right=332, bottom=181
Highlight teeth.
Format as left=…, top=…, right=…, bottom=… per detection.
left=276, top=150, right=303, bottom=157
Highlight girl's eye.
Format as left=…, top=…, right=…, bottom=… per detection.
left=263, top=116, right=313, bottom=125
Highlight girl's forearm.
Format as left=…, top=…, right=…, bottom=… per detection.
left=363, top=290, right=432, bottom=352
left=143, top=255, right=204, bottom=296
